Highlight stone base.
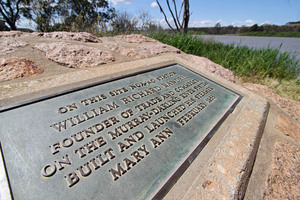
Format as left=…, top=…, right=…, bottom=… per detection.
left=1, top=32, right=298, bottom=200
left=0, top=55, right=270, bottom=199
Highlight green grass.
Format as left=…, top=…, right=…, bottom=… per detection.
left=148, top=33, right=299, bottom=79
left=240, top=32, right=300, bottom=38
left=187, top=31, right=206, bottom=35
left=148, top=33, right=299, bottom=100
left=240, top=77, right=300, bottom=101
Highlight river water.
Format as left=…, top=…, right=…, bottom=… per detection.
left=195, top=35, right=300, bottom=61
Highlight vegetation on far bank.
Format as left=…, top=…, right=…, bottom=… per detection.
left=188, top=31, right=300, bottom=38
left=188, top=23, right=300, bottom=37
left=239, top=32, right=300, bottom=38
left=148, top=33, right=300, bottom=101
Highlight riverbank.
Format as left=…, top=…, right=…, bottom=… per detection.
left=190, top=32, right=300, bottom=38
left=149, top=33, right=299, bottom=101
left=196, top=35, right=300, bottom=62
left=240, top=32, right=300, bottom=38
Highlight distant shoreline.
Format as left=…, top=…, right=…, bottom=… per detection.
left=195, top=35, right=300, bottom=62
left=191, top=32, right=300, bottom=38
left=239, top=32, right=300, bottom=38
left=188, top=24, right=300, bottom=38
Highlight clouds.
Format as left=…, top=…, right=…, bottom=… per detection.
left=189, top=19, right=257, bottom=27
left=151, top=18, right=259, bottom=28
left=151, top=17, right=258, bottom=28
left=108, top=0, right=133, bottom=6
left=260, top=21, right=270, bottom=26
left=230, top=19, right=255, bottom=27
left=148, top=17, right=259, bottom=28
left=189, top=20, right=214, bottom=27
left=151, top=2, right=158, bottom=8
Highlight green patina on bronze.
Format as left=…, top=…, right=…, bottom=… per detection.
left=0, top=64, right=240, bottom=200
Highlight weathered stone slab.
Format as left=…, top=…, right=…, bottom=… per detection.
left=244, top=83, right=300, bottom=121
left=0, top=40, right=28, bottom=55
left=34, top=42, right=115, bottom=68
left=184, top=55, right=235, bottom=83
left=180, top=97, right=269, bottom=200
left=115, top=34, right=157, bottom=43
left=0, top=64, right=240, bottom=200
left=264, top=140, right=300, bottom=200
left=32, top=32, right=102, bottom=43
left=0, top=31, right=23, bottom=38
left=105, top=43, right=148, bottom=59
left=0, top=57, right=43, bottom=81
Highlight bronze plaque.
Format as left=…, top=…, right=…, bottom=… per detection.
left=0, top=64, right=241, bottom=199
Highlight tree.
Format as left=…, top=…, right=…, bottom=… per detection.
left=137, top=10, right=152, bottom=32
left=56, top=0, right=115, bottom=32
left=155, top=0, right=190, bottom=33
left=250, top=24, right=260, bottom=32
left=213, top=22, right=221, bottom=34
left=23, top=0, right=57, bottom=32
left=0, top=17, right=9, bottom=30
left=110, top=11, right=138, bottom=34
left=0, top=0, right=30, bottom=30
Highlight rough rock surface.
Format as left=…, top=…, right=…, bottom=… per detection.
left=0, top=40, right=28, bottom=55
left=275, top=115, right=300, bottom=144
left=105, top=44, right=147, bottom=59
left=115, top=34, right=157, bottom=43
left=33, top=32, right=102, bottom=43
left=182, top=97, right=269, bottom=200
left=137, top=43, right=181, bottom=55
left=0, top=57, right=43, bottom=81
left=0, top=31, right=23, bottom=38
left=185, top=54, right=236, bottom=83
left=264, top=140, right=300, bottom=200
left=34, top=42, right=115, bottom=68
left=244, top=83, right=300, bottom=121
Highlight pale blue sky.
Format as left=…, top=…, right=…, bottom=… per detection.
left=108, top=0, right=300, bottom=27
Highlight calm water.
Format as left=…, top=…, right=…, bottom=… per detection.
left=196, top=35, right=300, bottom=61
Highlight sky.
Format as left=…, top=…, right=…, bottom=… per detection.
left=107, top=0, right=300, bottom=27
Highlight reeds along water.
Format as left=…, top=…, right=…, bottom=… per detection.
left=149, top=33, right=299, bottom=80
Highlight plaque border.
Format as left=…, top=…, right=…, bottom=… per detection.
left=0, top=63, right=241, bottom=113
left=0, top=63, right=242, bottom=200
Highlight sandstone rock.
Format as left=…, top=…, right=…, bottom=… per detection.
left=275, top=115, right=300, bottom=144
left=0, top=31, right=23, bottom=38
left=137, top=43, right=181, bottom=55
left=0, top=57, right=43, bottom=81
left=244, top=83, right=300, bottom=121
left=105, top=44, right=148, bottom=59
left=115, top=34, right=157, bottom=43
left=264, top=140, right=300, bottom=200
left=33, top=32, right=102, bottom=43
left=34, top=42, right=115, bottom=68
left=0, top=40, right=28, bottom=55
left=185, top=54, right=236, bottom=83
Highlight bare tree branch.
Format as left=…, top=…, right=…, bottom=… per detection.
left=182, top=0, right=190, bottom=33
left=0, top=1, right=8, bottom=17
left=8, top=1, right=15, bottom=19
left=0, top=1, right=9, bottom=18
left=156, top=0, right=190, bottom=33
left=0, top=3, right=10, bottom=22
left=166, top=0, right=180, bottom=31
left=155, top=0, right=176, bottom=32
left=14, top=0, right=22, bottom=23
left=179, top=1, right=185, bottom=23
left=172, top=0, right=182, bottom=29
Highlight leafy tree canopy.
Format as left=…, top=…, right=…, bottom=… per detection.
left=0, top=0, right=31, bottom=30
left=0, top=0, right=115, bottom=32
left=56, top=0, right=115, bottom=32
